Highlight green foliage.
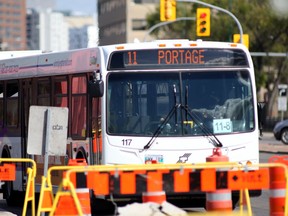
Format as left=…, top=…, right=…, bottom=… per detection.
left=146, top=0, right=288, bottom=53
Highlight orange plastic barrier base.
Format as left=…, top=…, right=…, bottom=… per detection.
left=76, top=189, right=91, bottom=215
left=42, top=190, right=53, bottom=209
left=54, top=194, right=79, bottom=215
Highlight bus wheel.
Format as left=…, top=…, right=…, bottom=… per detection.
left=3, top=180, right=24, bottom=206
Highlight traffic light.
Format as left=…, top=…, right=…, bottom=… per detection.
left=196, top=8, right=210, bottom=37
left=160, top=0, right=176, bottom=22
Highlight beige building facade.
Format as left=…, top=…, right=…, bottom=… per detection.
left=98, top=0, right=157, bottom=45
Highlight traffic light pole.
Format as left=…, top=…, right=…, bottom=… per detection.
left=178, top=0, right=243, bottom=43
left=143, top=17, right=195, bottom=42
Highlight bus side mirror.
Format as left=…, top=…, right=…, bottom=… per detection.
left=88, top=71, right=104, bottom=98
left=88, top=80, right=104, bottom=98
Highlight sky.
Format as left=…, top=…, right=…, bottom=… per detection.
left=55, top=0, right=97, bottom=15
left=27, top=0, right=97, bottom=15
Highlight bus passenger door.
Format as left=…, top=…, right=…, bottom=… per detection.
left=91, top=97, right=102, bottom=164
left=21, top=79, right=33, bottom=177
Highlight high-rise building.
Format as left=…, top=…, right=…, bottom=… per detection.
left=26, top=0, right=98, bottom=51
left=26, top=8, right=40, bottom=50
left=0, top=0, right=27, bottom=50
left=27, top=8, right=69, bottom=51
left=65, top=16, right=98, bottom=50
left=98, top=0, right=158, bottom=45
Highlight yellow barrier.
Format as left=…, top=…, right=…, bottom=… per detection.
left=37, top=176, right=54, bottom=216
left=0, top=158, right=37, bottom=216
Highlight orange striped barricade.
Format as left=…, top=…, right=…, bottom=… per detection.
left=52, top=163, right=245, bottom=215
left=269, top=156, right=288, bottom=216
left=205, top=148, right=232, bottom=212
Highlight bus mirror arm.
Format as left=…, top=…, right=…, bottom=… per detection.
left=93, top=70, right=101, bottom=82
left=88, top=70, right=104, bottom=98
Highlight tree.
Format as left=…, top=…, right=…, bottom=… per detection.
left=146, top=0, right=288, bottom=121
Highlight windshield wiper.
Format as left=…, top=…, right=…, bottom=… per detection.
left=141, top=84, right=179, bottom=151
left=141, top=103, right=181, bottom=151
left=141, top=84, right=223, bottom=152
left=182, top=105, right=223, bottom=147
left=184, top=85, right=222, bottom=147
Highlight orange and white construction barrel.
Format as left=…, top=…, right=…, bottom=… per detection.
left=142, top=191, right=166, bottom=204
left=205, top=148, right=232, bottom=211
left=269, top=155, right=288, bottom=216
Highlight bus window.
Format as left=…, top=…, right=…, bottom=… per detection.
left=71, top=75, right=87, bottom=138
left=37, top=78, right=51, bottom=106
left=7, top=82, right=18, bottom=126
left=0, top=82, right=3, bottom=126
left=54, top=77, right=68, bottom=107
left=107, top=73, right=179, bottom=135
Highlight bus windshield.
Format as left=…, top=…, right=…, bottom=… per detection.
left=107, top=70, right=254, bottom=136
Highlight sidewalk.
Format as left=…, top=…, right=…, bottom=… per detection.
left=259, top=132, right=288, bottom=154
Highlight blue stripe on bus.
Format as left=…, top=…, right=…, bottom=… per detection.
left=19, top=63, right=55, bottom=69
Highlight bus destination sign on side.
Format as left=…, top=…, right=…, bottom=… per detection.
left=108, top=48, right=248, bottom=70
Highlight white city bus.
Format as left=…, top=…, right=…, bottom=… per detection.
left=0, top=40, right=261, bottom=207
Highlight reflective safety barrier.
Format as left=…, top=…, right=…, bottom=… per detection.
left=43, top=162, right=274, bottom=215
left=36, top=155, right=288, bottom=215
left=0, top=158, right=37, bottom=216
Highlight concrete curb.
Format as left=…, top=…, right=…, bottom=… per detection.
left=259, top=143, right=288, bottom=154
left=259, top=132, right=288, bottom=154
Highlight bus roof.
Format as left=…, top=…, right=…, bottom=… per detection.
left=0, top=50, right=44, bottom=59
left=0, top=47, right=101, bottom=81
left=101, top=39, right=249, bottom=52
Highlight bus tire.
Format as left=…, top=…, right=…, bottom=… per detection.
left=3, top=181, right=24, bottom=206
left=2, top=149, right=24, bottom=206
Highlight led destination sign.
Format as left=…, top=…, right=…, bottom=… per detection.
left=108, top=48, right=248, bottom=70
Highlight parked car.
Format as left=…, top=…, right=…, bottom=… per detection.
left=273, top=119, right=288, bottom=144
